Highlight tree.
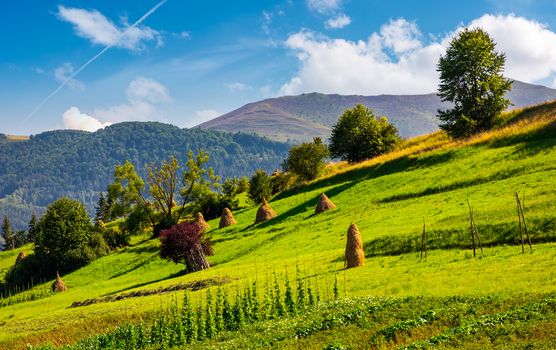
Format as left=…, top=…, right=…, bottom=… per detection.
left=283, top=137, right=329, bottom=181
left=108, top=150, right=220, bottom=235
left=247, top=170, right=272, bottom=204
left=1, top=216, right=14, bottom=251
left=329, top=104, right=400, bottom=163
left=437, top=28, right=512, bottom=138
left=159, top=222, right=213, bottom=273
left=94, top=192, right=110, bottom=224
left=35, top=197, right=93, bottom=269
left=28, top=213, right=38, bottom=244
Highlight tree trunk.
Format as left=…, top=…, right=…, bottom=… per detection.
left=185, top=243, right=210, bottom=273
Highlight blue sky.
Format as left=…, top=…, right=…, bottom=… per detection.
left=1, top=0, right=556, bottom=135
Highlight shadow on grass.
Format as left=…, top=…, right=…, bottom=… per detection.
left=378, top=167, right=526, bottom=204
left=105, top=270, right=185, bottom=296
left=331, top=217, right=556, bottom=260
left=273, top=150, right=458, bottom=203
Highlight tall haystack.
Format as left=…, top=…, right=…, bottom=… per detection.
left=52, top=272, right=68, bottom=292
left=255, top=198, right=277, bottom=224
left=345, top=223, right=365, bottom=269
left=315, top=193, right=336, bottom=214
left=219, top=207, right=237, bottom=229
left=15, top=251, right=27, bottom=264
left=194, top=212, right=210, bottom=233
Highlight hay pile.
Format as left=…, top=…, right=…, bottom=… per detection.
left=15, top=251, right=27, bottom=264
left=194, top=212, right=210, bottom=232
left=219, top=208, right=237, bottom=229
left=345, top=223, right=365, bottom=269
left=255, top=199, right=277, bottom=224
left=52, top=272, right=68, bottom=293
left=315, top=193, right=336, bottom=214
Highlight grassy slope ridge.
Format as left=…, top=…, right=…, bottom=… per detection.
left=197, top=80, right=556, bottom=142
left=1, top=101, right=556, bottom=349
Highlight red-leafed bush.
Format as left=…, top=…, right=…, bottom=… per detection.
left=159, top=222, right=213, bottom=273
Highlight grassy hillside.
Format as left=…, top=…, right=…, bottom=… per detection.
left=1, top=101, right=555, bottom=349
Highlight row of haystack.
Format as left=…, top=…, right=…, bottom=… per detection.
left=192, top=193, right=364, bottom=270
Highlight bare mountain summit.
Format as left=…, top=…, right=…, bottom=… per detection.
left=197, top=80, right=556, bottom=142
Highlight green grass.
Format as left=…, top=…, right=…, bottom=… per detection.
left=1, top=102, right=556, bottom=349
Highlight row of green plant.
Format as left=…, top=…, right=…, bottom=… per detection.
left=29, top=267, right=341, bottom=350
left=0, top=287, right=52, bottom=308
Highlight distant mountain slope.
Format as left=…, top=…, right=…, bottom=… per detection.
left=0, top=122, right=290, bottom=230
left=197, top=80, right=556, bottom=141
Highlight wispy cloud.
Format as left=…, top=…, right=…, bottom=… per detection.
left=325, top=14, right=351, bottom=29
left=57, top=5, right=162, bottom=51
left=307, top=0, right=342, bottom=14
left=54, top=63, right=85, bottom=91
left=227, top=82, right=252, bottom=92
left=25, top=1, right=167, bottom=122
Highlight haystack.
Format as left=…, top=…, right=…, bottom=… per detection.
left=255, top=199, right=277, bottom=224
left=345, top=223, right=365, bottom=269
left=219, top=208, right=237, bottom=229
left=194, top=212, right=210, bottom=233
left=315, top=193, right=336, bottom=214
left=52, top=272, right=68, bottom=292
left=15, top=251, right=27, bottom=264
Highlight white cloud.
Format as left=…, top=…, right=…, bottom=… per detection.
left=281, top=14, right=556, bottom=96
left=227, top=82, right=252, bottom=92
left=379, top=18, right=422, bottom=54
left=54, top=63, right=85, bottom=91
left=63, top=77, right=171, bottom=130
left=262, top=11, right=272, bottom=34
left=194, top=110, right=220, bottom=125
left=467, top=14, right=556, bottom=83
left=325, top=14, right=351, bottom=29
left=307, top=0, right=342, bottom=14
left=57, top=5, right=161, bottom=51
left=62, top=106, right=111, bottom=132
left=126, top=77, right=172, bottom=103
left=94, top=77, right=171, bottom=122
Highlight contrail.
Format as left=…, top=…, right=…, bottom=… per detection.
left=25, top=0, right=167, bottom=121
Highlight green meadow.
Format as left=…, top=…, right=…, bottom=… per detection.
left=1, top=103, right=556, bottom=349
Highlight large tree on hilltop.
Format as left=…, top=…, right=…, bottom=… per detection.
left=437, top=27, right=512, bottom=138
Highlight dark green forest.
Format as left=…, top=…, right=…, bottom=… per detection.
left=0, top=122, right=290, bottom=230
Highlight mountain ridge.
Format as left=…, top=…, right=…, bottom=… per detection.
left=197, top=80, right=556, bottom=141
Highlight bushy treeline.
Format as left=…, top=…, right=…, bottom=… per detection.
left=31, top=267, right=340, bottom=350
left=0, top=122, right=290, bottom=229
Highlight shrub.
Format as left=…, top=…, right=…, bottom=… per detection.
left=270, top=171, right=297, bottom=194
left=247, top=169, right=272, bottom=204
left=159, top=222, right=214, bottom=273
left=283, top=137, right=329, bottom=181
left=329, top=104, right=400, bottom=163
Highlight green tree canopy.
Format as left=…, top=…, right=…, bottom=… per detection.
left=35, top=197, right=93, bottom=267
left=437, top=27, right=512, bottom=138
left=284, top=137, right=329, bottom=181
left=329, top=104, right=400, bottom=163
left=247, top=170, right=272, bottom=204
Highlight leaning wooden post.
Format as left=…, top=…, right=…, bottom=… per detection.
left=518, top=192, right=532, bottom=253
left=420, top=218, right=427, bottom=261
left=515, top=192, right=525, bottom=253
left=470, top=207, right=483, bottom=257
left=467, top=200, right=476, bottom=257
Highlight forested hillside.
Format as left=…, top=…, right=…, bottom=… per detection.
left=0, top=122, right=290, bottom=230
